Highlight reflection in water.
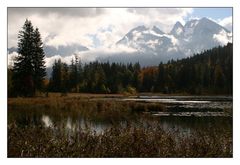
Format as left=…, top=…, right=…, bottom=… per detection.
left=123, top=98, right=211, bottom=104
left=66, top=117, right=77, bottom=131
left=42, top=115, right=108, bottom=135
left=152, top=111, right=229, bottom=117
left=39, top=113, right=231, bottom=138
left=41, top=115, right=53, bottom=128
left=123, top=96, right=232, bottom=115
left=15, top=96, right=232, bottom=138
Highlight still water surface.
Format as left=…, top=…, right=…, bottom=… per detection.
left=36, top=95, right=232, bottom=136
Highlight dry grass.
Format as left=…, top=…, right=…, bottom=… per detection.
left=7, top=94, right=232, bottom=157
left=8, top=122, right=232, bottom=157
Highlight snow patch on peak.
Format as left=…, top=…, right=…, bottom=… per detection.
left=185, top=19, right=199, bottom=28
left=170, top=21, right=184, bottom=37
left=148, top=29, right=164, bottom=37
left=190, top=20, right=199, bottom=27
left=176, top=27, right=183, bottom=35
left=168, top=35, right=179, bottom=46
left=146, top=39, right=160, bottom=49
left=132, top=30, right=142, bottom=35
left=115, top=17, right=232, bottom=64
left=183, top=20, right=199, bottom=37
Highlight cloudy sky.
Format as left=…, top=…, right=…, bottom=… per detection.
left=8, top=8, right=232, bottom=67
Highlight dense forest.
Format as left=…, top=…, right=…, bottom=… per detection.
left=46, top=43, right=232, bottom=95
left=8, top=43, right=232, bottom=96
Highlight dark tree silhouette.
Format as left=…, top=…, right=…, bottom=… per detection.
left=12, top=19, right=46, bottom=97
left=32, top=28, right=46, bottom=92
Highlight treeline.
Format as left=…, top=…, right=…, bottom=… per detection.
left=145, top=43, right=232, bottom=94
left=48, top=56, right=141, bottom=94
left=47, top=43, right=232, bottom=95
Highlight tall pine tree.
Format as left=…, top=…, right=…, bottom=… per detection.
left=32, top=28, right=46, bottom=93
left=12, top=19, right=46, bottom=97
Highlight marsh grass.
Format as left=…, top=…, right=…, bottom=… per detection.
left=8, top=95, right=232, bottom=157
left=8, top=122, right=232, bottom=157
left=8, top=96, right=165, bottom=124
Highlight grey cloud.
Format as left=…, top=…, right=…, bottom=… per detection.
left=8, top=8, right=106, bottom=18
left=127, top=8, right=190, bottom=16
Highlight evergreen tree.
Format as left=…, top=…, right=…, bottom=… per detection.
left=12, top=19, right=46, bottom=97
left=49, top=59, right=62, bottom=92
left=61, top=63, right=69, bottom=94
left=156, top=63, right=165, bottom=91
left=8, top=68, right=14, bottom=97
left=32, top=28, right=46, bottom=92
left=69, top=58, right=77, bottom=91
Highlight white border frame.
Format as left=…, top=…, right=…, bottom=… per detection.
left=1, top=0, right=239, bottom=164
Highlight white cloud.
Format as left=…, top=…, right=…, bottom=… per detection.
left=165, top=34, right=179, bottom=46
left=167, top=46, right=178, bottom=52
left=218, top=16, right=232, bottom=31
left=45, top=55, right=62, bottom=67
left=7, top=51, right=18, bottom=67
left=8, top=52, right=75, bottom=69
left=77, top=44, right=138, bottom=62
left=8, top=8, right=193, bottom=49
left=43, top=44, right=137, bottom=67
left=213, top=29, right=232, bottom=45
left=146, top=39, right=159, bottom=49
left=127, top=8, right=193, bottom=31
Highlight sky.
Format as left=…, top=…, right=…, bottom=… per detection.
left=7, top=8, right=232, bottom=67
left=190, top=8, right=232, bottom=20
left=187, top=8, right=232, bottom=30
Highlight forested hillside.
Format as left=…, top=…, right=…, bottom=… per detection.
left=45, top=43, right=232, bottom=95
left=153, top=43, right=233, bottom=94
left=8, top=43, right=232, bottom=96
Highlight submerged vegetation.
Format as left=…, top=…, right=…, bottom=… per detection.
left=8, top=95, right=232, bottom=157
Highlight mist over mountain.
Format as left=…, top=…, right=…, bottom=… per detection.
left=8, top=44, right=89, bottom=58
left=115, top=17, right=232, bottom=64
left=8, top=17, right=232, bottom=70
left=44, top=44, right=89, bottom=57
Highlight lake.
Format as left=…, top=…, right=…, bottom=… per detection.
left=8, top=95, right=233, bottom=157
left=9, top=95, right=232, bottom=136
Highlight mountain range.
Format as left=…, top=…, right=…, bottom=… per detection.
left=114, top=17, right=232, bottom=64
left=8, top=17, right=232, bottom=67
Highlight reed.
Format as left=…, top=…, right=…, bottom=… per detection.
left=7, top=95, right=232, bottom=157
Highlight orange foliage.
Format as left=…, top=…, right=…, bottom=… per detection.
left=139, top=67, right=158, bottom=81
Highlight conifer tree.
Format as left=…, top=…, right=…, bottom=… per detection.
left=32, top=28, right=46, bottom=92
left=12, top=19, right=46, bottom=96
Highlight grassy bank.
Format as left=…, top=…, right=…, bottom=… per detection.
left=8, top=95, right=232, bottom=157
